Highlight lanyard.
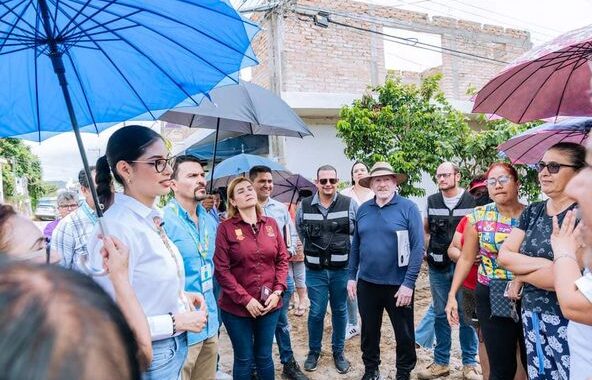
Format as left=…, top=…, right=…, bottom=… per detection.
left=153, top=216, right=190, bottom=311
left=174, top=204, right=209, bottom=260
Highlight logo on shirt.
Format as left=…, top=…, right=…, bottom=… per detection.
left=235, top=228, right=245, bottom=241
left=265, top=225, right=275, bottom=237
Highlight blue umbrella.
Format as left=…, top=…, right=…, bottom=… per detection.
left=0, top=0, right=258, bottom=273
left=208, top=153, right=286, bottom=180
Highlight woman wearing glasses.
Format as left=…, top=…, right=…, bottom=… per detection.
left=445, top=162, right=526, bottom=380
left=43, top=191, right=79, bottom=241
left=89, top=125, right=208, bottom=380
left=497, top=142, right=586, bottom=380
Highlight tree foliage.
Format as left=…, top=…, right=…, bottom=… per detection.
left=0, top=138, right=53, bottom=206
left=337, top=75, right=541, bottom=200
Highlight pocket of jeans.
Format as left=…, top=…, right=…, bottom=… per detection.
left=149, top=346, right=176, bottom=371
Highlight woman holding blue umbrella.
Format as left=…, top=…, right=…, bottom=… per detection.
left=88, top=125, right=208, bottom=379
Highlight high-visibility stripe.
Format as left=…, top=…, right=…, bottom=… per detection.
left=453, top=208, right=473, bottom=216
left=331, top=254, right=348, bottom=262
left=431, top=253, right=444, bottom=262
left=306, top=256, right=320, bottom=264
left=326, top=210, right=349, bottom=220
left=428, top=208, right=449, bottom=216
left=302, top=213, right=324, bottom=221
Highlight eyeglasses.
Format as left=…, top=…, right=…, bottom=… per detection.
left=319, top=178, right=338, bottom=185
left=435, top=173, right=454, bottom=179
left=131, top=156, right=175, bottom=173
left=535, top=161, right=580, bottom=174
left=58, top=203, right=79, bottom=210
left=486, top=175, right=512, bottom=187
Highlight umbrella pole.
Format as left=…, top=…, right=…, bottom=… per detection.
left=208, top=118, right=221, bottom=193
left=39, top=0, right=107, bottom=276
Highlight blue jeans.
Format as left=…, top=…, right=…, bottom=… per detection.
left=143, top=333, right=188, bottom=380
left=415, top=303, right=436, bottom=348
left=306, top=267, right=348, bottom=354
left=429, top=265, right=478, bottom=366
left=276, top=274, right=295, bottom=364
left=221, top=309, right=280, bottom=380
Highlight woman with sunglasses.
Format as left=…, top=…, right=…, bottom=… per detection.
left=89, top=125, right=208, bottom=380
left=214, top=176, right=288, bottom=380
left=497, top=142, right=586, bottom=380
left=445, top=162, right=526, bottom=380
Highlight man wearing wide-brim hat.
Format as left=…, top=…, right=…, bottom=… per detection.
left=347, top=161, right=424, bottom=380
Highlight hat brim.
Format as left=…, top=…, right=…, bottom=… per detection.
left=358, top=173, right=408, bottom=188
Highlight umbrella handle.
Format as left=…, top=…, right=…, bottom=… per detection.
left=78, top=218, right=109, bottom=277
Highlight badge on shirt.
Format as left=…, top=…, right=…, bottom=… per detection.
left=235, top=228, right=245, bottom=241
left=265, top=225, right=275, bottom=238
left=201, top=263, right=213, bottom=292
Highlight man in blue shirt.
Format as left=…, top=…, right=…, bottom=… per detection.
left=164, top=155, right=220, bottom=380
left=249, top=165, right=308, bottom=380
left=347, top=162, right=424, bottom=380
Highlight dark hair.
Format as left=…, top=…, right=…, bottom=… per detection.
left=316, top=164, right=337, bottom=178
left=78, top=166, right=96, bottom=189
left=0, top=260, right=140, bottom=380
left=350, top=161, right=368, bottom=185
left=95, top=126, right=163, bottom=210
left=171, top=155, right=204, bottom=180
left=548, top=142, right=586, bottom=170
left=0, top=204, right=17, bottom=252
left=249, top=165, right=272, bottom=181
left=485, top=162, right=519, bottom=181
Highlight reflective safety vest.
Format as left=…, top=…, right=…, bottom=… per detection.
left=426, top=191, right=475, bottom=269
left=300, top=194, right=352, bottom=270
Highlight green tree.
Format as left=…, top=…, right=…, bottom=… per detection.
left=337, top=75, right=541, bottom=200
left=0, top=138, right=53, bottom=207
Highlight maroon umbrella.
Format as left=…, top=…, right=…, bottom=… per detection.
left=498, top=117, right=591, bottom=164
left=473, top=25, right=592, bottom=123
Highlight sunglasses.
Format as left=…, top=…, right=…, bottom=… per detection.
left=535, top=161, right=579, bottom=174
left=131, top=156, right=176, bottom=173
left=435, top=172, right=454, bottom=180
left=318, top=178, right=338, bottom=185
left=486, top=175, right=512, bottom=187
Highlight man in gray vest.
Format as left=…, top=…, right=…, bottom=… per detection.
left=417, top=162, right=480, bottom=380
left=296, top=164, right=358, bottom=375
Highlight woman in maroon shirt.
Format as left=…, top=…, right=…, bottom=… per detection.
left=214, top=177, right=289, bottom=380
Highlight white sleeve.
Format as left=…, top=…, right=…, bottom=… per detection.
left=575, top=271, right=592, bottom=304
left=148, top=315, right=174, bottom=340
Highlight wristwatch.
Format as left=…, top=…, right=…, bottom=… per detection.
left=273, top=290, right=283, bottom=297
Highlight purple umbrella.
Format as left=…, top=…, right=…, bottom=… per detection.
left=473, top=25, right=592, bottom=123
left=272, top=174, right=316, bottom=204
left=498, top=117, right=591, bottom=164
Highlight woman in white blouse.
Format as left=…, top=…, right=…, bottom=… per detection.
left=340, top=161, right=374, bottom=339
left=550, top=139, right=592, bottom=379
left=89, top=125, right=207, bottom=380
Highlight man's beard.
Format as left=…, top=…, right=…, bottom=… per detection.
left=193, top=188, right=207, bottom=201
left=439, top=183, right=455, bottom=191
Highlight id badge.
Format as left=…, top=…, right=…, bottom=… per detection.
left=201, top=263, right=213, bottom=292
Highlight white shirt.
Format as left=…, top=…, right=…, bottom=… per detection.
left=443, top=189, right=465, bottom=210
left=340, top=186, right=374, bottom=206
left=568, top=270, right=592, bottom=380
left=88, top=193, right=187, bottom=341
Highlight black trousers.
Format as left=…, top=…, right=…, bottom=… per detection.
left=357, top=279, right=416, bottom=377
left=475, top=283, right=526, bottom=380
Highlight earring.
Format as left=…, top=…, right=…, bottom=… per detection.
left=127, top=177, right=132, bottom=184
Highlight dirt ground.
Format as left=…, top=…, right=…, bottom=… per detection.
left=218, top=263, right=469, bottom=379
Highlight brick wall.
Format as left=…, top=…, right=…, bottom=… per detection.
left=250, top=0, right=532, bottom=101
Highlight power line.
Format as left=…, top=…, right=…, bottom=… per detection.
left=295, top=10, right=509, bottom=65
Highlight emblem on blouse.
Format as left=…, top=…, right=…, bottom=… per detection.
left=235, top=228, right=245, bottom=241
left=265, top=225, right=275, bottom=237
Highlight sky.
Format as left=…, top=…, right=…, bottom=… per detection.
left=27, top=0, right=592, bottom=182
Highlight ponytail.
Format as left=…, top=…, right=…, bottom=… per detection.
left=95, top=156, right=114, bottom=211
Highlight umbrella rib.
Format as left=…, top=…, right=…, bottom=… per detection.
left=65, top=0, right=258, bottom=69
left=63, top=50, right=100, bottom=133
left=51, top=0, right=60, bottom=37
left=51, top=1, right=201, bottom=108
left=53, top=5, right=157, bottom=120
left=64, top=10, right=141, bottom=41
left=0, top=0, right=35, bottom=55
left=55, top=0, right=95, bottom=39
left=549, top=57, right=583, bottom=122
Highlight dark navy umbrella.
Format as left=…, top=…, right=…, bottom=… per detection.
left=499, top=117, right=591, bottom=164
left=0, top=0, right=258, bottom=274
